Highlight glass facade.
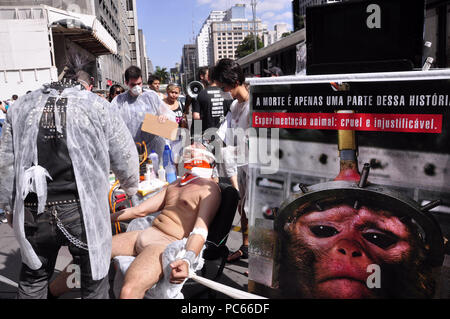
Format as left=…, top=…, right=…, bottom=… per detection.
left=230, top=4, right=245, bottom=19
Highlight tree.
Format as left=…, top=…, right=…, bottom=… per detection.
left=153, top=66, right=170, bottom=84
left=235, top=34, right=264, bottom=59
left=281, top=32, right=292, bottom=38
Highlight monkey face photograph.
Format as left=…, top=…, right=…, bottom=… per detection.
left=274, top=181, right=447, bottom=299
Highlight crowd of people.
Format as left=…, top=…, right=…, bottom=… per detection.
left=0, top=57, right=252, bottom=299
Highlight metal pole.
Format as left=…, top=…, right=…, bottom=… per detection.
left=192, top=55, right=196, bottom=81
left=251, top=0, right=258, bottom=52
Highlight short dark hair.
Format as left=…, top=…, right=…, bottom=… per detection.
left=212, top=59, right=245, bottom=87
left=109, top=84, right=125, bottom=101
left=109, top=84, right=124, bottom=95
left=198, top=67, right=209, bottom=81
left=125, top=66, right=142, bottom=83
left=148, top=74, right=161, bottom=84
left=12, top=95, right=18, bottom=100
left=76, top=70, right=92, bottom=86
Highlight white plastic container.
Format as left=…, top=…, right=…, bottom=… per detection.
left=146, top=163, right=156, bottom=181
left=158, top=165, right=166, bottom=182
left=165, top=163, right=177, bottom=184
left=150, top=151, right=159, bottom=176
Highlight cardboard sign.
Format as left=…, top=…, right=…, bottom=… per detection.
left=141, top=113, right=178, bottom=141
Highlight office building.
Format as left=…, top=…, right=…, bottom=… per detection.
left=138, top=29, right=148, bottom=84
left=126, top=0, right=140, bottom=68
left=210, top=4, right=267, bottom=63
left=181, top=44, right=197, bottom=85
left=196, top=10, right=227, bottom=67
left=95, top=0, right=131, bottom=87
left=263, top=23, right=290, bottom=46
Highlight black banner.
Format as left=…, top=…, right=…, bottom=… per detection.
left=252, top=80, right=450, bottom=113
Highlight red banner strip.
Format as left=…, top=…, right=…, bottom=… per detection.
left=252, top=113, right=442, bottom=133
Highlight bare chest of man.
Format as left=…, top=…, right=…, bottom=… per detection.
left=165, top=181, right=203, bottom=212
left=153, top=180, right=207, bottom=238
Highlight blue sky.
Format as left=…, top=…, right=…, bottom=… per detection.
left=136, top=0, right=293, bottom=71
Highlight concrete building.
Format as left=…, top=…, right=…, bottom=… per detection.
left=0, top=0, right=95, bottom=14
left=170, top=63, right=181, bottom=84
left=138, top=28, right=148, bottom=84
left=0, top=0, right=140, bottom=90
left=196, top=10, right=227, bottom=67
left=119, top=0, right=132, bottom=70
left=181, top=44, right=197, bottom=86
left=275, top=23, right=289, bottom=39
left=263, top=30, right=276, bottom=47
left=126, top=0, right=140, bottom=68
left=94, top=0, right=131, bottom=88
left=225, top=3, right=246, bottom=20
left=0, top=1, right=118, bottom=98
left=147, top=58, right=154, bottom=75
left=210, top=4, right=267, bottom=63
left=263, top=23, right=290, bottom=47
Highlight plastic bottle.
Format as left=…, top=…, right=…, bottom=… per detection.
left=165, top=163, right=177, bottom=184
left=149, top=150, right=159, bottom=176
left=158, top=165, right=166, bottom=182
left=163, top=145, right=173, bottom=168
left=145, top=161, right=156, bottom=181
left=147, top=159, right=157, bottom=179
left=162, top=144, right=177, bottom=183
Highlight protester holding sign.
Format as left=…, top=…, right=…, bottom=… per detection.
left=110, top=66, right=176, bottom=160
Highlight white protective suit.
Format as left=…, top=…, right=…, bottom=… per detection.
left=110, top=90, right=176, bottom=159
left=0, top=86, right=140, bottom=280
left=216, top=99, right=250, bottom=177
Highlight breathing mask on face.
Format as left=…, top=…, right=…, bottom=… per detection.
left=130, top=84, right=143, bottom=96
left=181, top=146, right=215, bottom=186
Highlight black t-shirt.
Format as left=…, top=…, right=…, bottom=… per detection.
left=26, top=97, right=79, bottom=203
left=172, top=103, right=184, bottom=126
left=192, top=87, right=232, bottom=133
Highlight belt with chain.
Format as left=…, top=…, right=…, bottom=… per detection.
left=51, top=206, right=89, bottom=251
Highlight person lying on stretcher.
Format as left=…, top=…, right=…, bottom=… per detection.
left=110, top=142, right=221, bottom=299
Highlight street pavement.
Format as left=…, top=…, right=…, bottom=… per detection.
left=0, top=211, right=248, bottom=299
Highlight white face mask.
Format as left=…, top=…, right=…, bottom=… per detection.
left=191, top=167, right=213, bottom=178
left=130, top=85, right=143, bottom=96
left=180, top=164, right=213, bottom=186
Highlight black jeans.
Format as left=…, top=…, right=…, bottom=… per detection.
left=18, top=202, right=109, bottom=299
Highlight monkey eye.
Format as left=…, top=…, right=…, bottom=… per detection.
left=362, top=232, right=398, bottom=249
left=309, top=225, right=339, bottom=238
